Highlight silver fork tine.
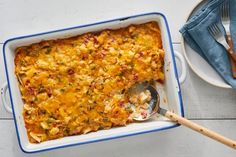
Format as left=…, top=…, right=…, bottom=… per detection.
left=226, top=0, right=229, bottom=19
left=212, top=24, right=217, bottom=36
left=208, top=24, right=217, bottom=37
left=221, top=2, right=225, bottom=19
left=224, top=2, right=226, bottom=19
left=212, top=24, right=220, bottom=37
left=214, top=24, right=220, bottom=34
left=222, top=0, right=229, bottom=20
left=208, top=24, right=215, bottom=36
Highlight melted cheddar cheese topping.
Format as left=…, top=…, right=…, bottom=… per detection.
left=15, top=22, right=164, bottom=143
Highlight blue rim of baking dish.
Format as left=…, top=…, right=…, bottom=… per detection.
left=3, top=12, right=184, bottom=153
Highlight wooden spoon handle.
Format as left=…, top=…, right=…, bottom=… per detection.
left=160, top=109, right=236, bottom=149
left=226, top=35, right=236, bottom=78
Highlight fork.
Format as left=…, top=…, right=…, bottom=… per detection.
left=221, top=0, right=236, bottom=78
left=208, top=23, right=236, bottom=78
left=221, top=0, right=232, bottom=42
left=208, top=23, right=230, bottom=50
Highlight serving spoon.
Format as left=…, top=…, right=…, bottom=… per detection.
left=130, top=83, right=236, bottom=149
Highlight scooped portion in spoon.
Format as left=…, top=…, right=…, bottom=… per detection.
left=127, top=82, right=159, bottom=121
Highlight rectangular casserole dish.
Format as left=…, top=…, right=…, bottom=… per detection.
left=3, top=12, right=184, bottom=153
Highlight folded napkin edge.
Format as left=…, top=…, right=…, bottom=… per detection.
left=180, top=0, right=224, bottom=33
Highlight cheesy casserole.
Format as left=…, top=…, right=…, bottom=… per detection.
left=15, top=22, right=165, bottom=143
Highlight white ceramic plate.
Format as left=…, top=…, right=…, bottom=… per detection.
left=181, top=0, right=231, bottom=89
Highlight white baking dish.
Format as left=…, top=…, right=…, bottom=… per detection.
left=2, top=13, right=185, bottom=153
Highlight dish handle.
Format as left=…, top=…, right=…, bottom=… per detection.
left=174, top=50, right=187, bottom=84
left=1, top=82, right=12, bottom=113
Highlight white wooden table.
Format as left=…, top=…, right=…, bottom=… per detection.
left=0, top=0, right=236, bottom=156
